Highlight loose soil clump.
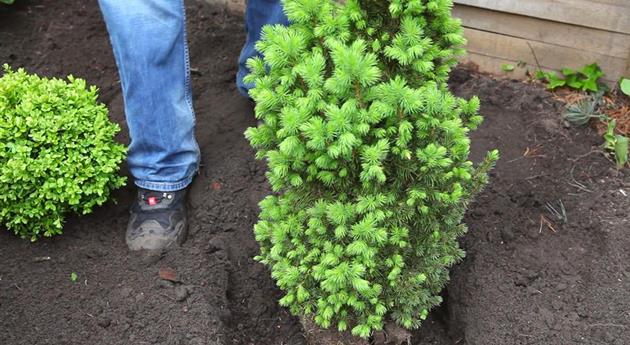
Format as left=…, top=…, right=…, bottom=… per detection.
left=1, top=1, right=628, bottom=344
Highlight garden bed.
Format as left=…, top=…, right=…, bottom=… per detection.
left=1, top=1, right=628, bottom=344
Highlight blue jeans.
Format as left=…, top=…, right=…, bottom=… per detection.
left=98, top=0, right=288, bottom=192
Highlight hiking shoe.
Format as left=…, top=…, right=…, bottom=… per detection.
left=126, top=188, right=188, bottom=251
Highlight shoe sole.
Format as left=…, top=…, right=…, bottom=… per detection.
left=126, top=218, right=188, bottom=251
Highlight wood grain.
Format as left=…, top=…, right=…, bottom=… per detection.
left=454, top=0, right=630, bottom=34
left=463, top=28, right=627, bottom=82
left=453, top=5, right=630, bottom=59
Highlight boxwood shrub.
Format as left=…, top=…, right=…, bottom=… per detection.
left=0, top=65, right=126, bottom=240
left=245, top=0, right=498, bottom=338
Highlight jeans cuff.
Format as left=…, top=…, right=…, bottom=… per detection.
left=135, top=176, right=194, bottom=192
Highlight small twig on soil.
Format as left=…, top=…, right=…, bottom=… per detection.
left=539, top=215, right=557, bottom=233
left=525, top=173, right=547, bottom=181
left=545, top=200, right=567, bottom=223
left=567, top=181, right=593, bottom=193
left=568, top=149, right=602, bottom=163
left=567, top=165, right=593, bottom=193
left=508, top=146, right=546, bottom=163
left=523, top=145, right=545, bottom=158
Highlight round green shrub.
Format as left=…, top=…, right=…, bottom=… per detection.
left=245, top=0, right=498, bottom=338
left=0, top=65, right=126, bottom=240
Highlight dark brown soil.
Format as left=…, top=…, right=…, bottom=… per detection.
left=1, top=1, right=628, bottom=345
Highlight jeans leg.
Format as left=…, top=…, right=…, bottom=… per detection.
left=236, top=0, right=289, bottom=97
left=98, top=0, right=200, bottom=192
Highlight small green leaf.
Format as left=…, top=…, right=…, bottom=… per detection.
left=604, top=120, right=617, bottom=151
left=501, top=64, right=515, bottom=72
left=620, top=78, right=630, bottom=97
left=547, top=76, right=566, bottom=89
left=535, top=70, right=547, bottom=80
left=537, top=70, right=567, bottom=89
left=565, top=74, right=582, bottom=89
left=580, top=63, right=603, bottom=79
left=581, top=79, right=599, bottom=92
left=615, top=135, right=628, bottom=169
left=70, top=272, right=78, bottom=282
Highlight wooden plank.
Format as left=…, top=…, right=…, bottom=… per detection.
left=463, top=28, right=627, bottom=82
left=591, top=0, right=630, bottom=7
left=453, top=5, right=630, bottom=59
left=453, top=0, right=630, bottom=34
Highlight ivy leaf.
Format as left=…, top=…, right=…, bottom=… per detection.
left=565, top=74, right=582, bottom=89
left=580, top=63, right=603, bottom=79
left=546, top=73, right=566, bottom=89
left=581, top=78, right=599, bottom=92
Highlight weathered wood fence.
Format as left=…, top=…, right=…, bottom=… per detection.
left=206, top=0, right=630, bottom=83
left=454, top=0, right=630, bottom=83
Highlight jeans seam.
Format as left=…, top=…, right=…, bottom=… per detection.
left=180, top=0, right=201, bottom=175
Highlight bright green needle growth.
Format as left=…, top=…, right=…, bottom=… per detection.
left=245, top=0, right=498, bottom=338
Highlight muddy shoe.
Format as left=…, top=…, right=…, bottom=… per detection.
left=126, top=188, right=188, bottom=251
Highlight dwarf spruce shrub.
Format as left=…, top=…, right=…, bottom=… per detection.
left=0, top=65, right=126, bottom=240
left=245, top=0, right=498, bottom=338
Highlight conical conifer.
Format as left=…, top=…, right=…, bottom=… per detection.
left=245, top=0, right=498, bottom=338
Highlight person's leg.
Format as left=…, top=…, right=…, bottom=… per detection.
left=236, top=0, right=289, bottom=96
left=98, top=0, right=199, bottom=192
left=98, top=0, right=197, bottom=250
